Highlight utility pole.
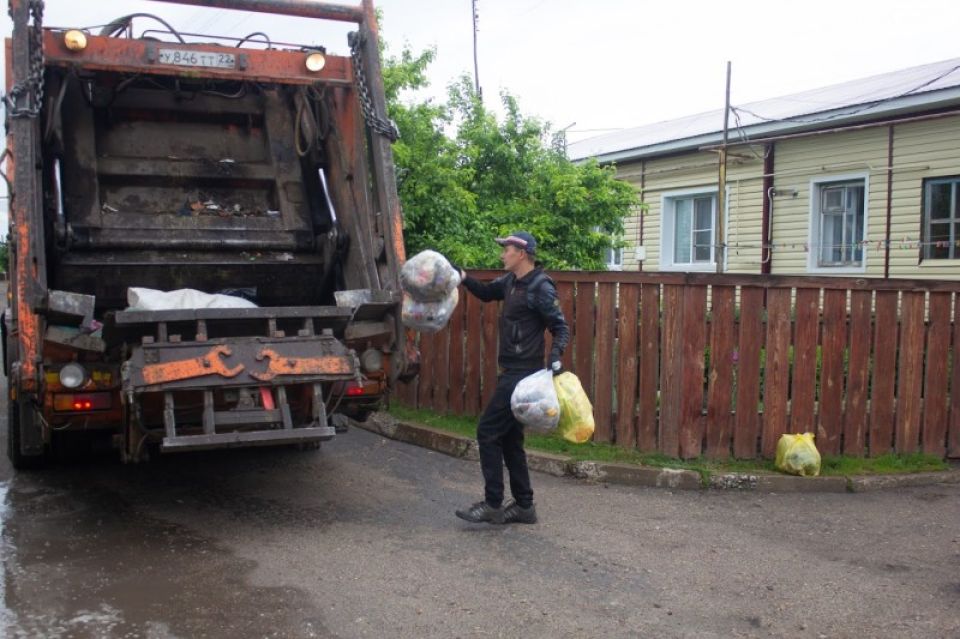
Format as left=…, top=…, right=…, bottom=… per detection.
left=558, top=121, right=576, bottom=157
left=716, top=61, right=731, bottom=274
left=472, top=0, right=482, bottom=99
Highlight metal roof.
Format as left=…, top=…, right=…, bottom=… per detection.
left=568, top=57, right=960, bottom=163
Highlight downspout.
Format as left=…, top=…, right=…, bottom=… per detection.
left=761, top=143, right=774, bottom=274
left=884, top=125, right=894, bottom=278
left=638, top=159, right=645, bottom=271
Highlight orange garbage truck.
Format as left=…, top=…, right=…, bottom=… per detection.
left=2, top=0, right=417, bottom=467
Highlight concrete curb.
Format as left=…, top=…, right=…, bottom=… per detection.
left=356, top=413, right=960, bottom=494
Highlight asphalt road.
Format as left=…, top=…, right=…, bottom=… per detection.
left=0, top=408, right=958, bottom=638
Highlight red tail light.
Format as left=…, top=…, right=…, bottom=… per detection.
left=53, top=393, right=112, bottom=412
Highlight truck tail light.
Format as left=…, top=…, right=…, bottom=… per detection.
left=345, top=382, right=365, bottom=396
left=343, top=381, right=380, bottom=397
left=53, top=392, right=112, bottom=412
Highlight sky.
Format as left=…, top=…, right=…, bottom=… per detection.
left=1, top=0, right=960, bottom=233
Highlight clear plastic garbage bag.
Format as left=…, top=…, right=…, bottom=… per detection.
left=553, top=372, right=595, bottom=444
left=400, top=250, right=461, bottom=302
left=401, top=288, right=459, bottom=333
left=127, top=287, right=257, bottom=311
left=510, top=369, right=561, bottom=430
left=775, top=432, right=821, bottom=477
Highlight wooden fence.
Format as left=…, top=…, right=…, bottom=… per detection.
left=395, top=270, right=960, bottom=460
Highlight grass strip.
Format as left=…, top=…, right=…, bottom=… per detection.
left=387, top=405, right=948, bottom=478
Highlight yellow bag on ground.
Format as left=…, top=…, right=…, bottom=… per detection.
left=552, top=372, right=595, bottom=444
left=775, top=432, right=821, bottom=477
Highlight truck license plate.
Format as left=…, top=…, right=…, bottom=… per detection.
left=158, top=48, right=236, bottom=69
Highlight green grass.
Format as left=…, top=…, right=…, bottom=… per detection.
left=388, top=405, right=949, bottom=480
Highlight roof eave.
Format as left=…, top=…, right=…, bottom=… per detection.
left=576, top=86, right=960, bottom=165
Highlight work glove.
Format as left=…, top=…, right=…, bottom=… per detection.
left=549, top=355, right=563, bottom=376
left=447, top=260, right=466, bottom=282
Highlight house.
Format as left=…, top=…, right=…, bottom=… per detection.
left=569, top=58, right=960, bottom=279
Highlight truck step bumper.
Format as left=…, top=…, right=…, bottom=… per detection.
left=161, top=426, right=335, bottom=452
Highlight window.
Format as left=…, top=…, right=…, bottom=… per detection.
left=660, top=190, right=716, bottom=271
left=923, top=177, right=960, bottom=260
left=603, top=244, right=623, bottom=270
left=809, top=175, right=868, bottom=273
left=593, top=225, right=623, bottom=270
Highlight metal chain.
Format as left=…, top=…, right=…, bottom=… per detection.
left=5, top=0, right=45, bottom=119
left=348, top=31, right=399, bottom=142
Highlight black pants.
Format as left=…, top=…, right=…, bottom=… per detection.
left=477, top=370, right=536, bottom=509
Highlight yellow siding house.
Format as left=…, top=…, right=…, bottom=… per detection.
left=569, top=58, right=960, bottom=280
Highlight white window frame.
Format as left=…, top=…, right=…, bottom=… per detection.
left=660, top=187, right=721, bottom=272
left=922, top=176, right=960, bottom=261
left=807, top=172, right=869, bottom=274
left=603, top=243, right=623, bottom=271
left=592, top=225, right=624, bottom=271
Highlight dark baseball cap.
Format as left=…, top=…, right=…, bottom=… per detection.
left=495, top=231, right=537, bottom=255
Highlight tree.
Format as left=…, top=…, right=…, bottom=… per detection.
left=383, top=46, right=639, bottom=270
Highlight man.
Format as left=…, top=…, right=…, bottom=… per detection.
left=455, top=232, right=570, bottom=525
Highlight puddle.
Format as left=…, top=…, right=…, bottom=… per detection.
left=0, top=473, right=333, bottom=638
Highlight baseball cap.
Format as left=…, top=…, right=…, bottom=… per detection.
left=495, top=231, right=537, bottom=255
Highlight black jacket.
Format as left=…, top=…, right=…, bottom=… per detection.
left=462, top=268, right=570, bottom=371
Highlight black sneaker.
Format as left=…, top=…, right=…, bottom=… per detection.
left=455, top=501, right=504, bottom=524
left=502, top=500, right=537, bottom=524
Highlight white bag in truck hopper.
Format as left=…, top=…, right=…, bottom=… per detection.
left=401, top=288, right=458, bottom=333
left=400, top=250, right=461, bottom=302
left=127, top=287, right=258, bottom=311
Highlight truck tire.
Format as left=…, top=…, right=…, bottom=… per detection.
left=6, top=398, right=45, bottom=470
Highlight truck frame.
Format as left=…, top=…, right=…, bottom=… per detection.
left=3, top=0, right=417, bottom=467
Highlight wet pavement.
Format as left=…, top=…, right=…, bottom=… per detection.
left=1, top=403, right=959, bottom=638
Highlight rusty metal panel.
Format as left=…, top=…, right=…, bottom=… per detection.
left=43, top=31, right=353, bottom=86
left=8, top=1, right=47, bottom=391
left=161, top=426, right=336, bottom=452
left=125, top=336, right=357, bottom=392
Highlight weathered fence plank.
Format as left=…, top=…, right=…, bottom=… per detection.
left=433, top=322, right=450, bottom=413
left=417, top=331, right=435, bottom=409
left=574, top=281, right=596, bottom=399
left=481, top=302, right=499, bottom=407
left=896, top=291, right=925, bottom=453
left=616, top=283, right=640, bottom=449
left=447, top=297, right=466, bottom=415
left=733, top=287, right=764, bottom=458
left=869, top=291, right=899, bottom=455
left=951, top=294, right=960, bottom=458
left=817, top=289, right=848, bottom=455
left=922, top=293, right=951, bottom=457
left=593, top=283, right=617, bottom=443
left=637, top=283, right=661, bottom=452
left=790, top=288, right=820, bottom=433
left=558, top=281, right=576, bottom=371
left=660, top=284, right=685, bottom=457
left=844, top=290, right=872, bottom=455
left=679, top=285, right=708, bottom=459
left=762, top=288, right=792, bottom=457
left=464, top=294, right=484, bottom=416
left=705, top=286, right=735, bottom=458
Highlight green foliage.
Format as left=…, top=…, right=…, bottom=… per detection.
left=0, top=239, right=7, bottom=273
left=383, top=45, right=639, bottom=269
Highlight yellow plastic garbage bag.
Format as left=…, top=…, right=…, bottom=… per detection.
left=775, top=432, right=821, bottom=477
left=552, top=372, right=595, bottom=444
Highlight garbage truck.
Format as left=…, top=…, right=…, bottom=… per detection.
left=2, top=0, right=417, bottom=467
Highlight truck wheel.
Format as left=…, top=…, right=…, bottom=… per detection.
left=6, top=398, right=45, bottom=470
